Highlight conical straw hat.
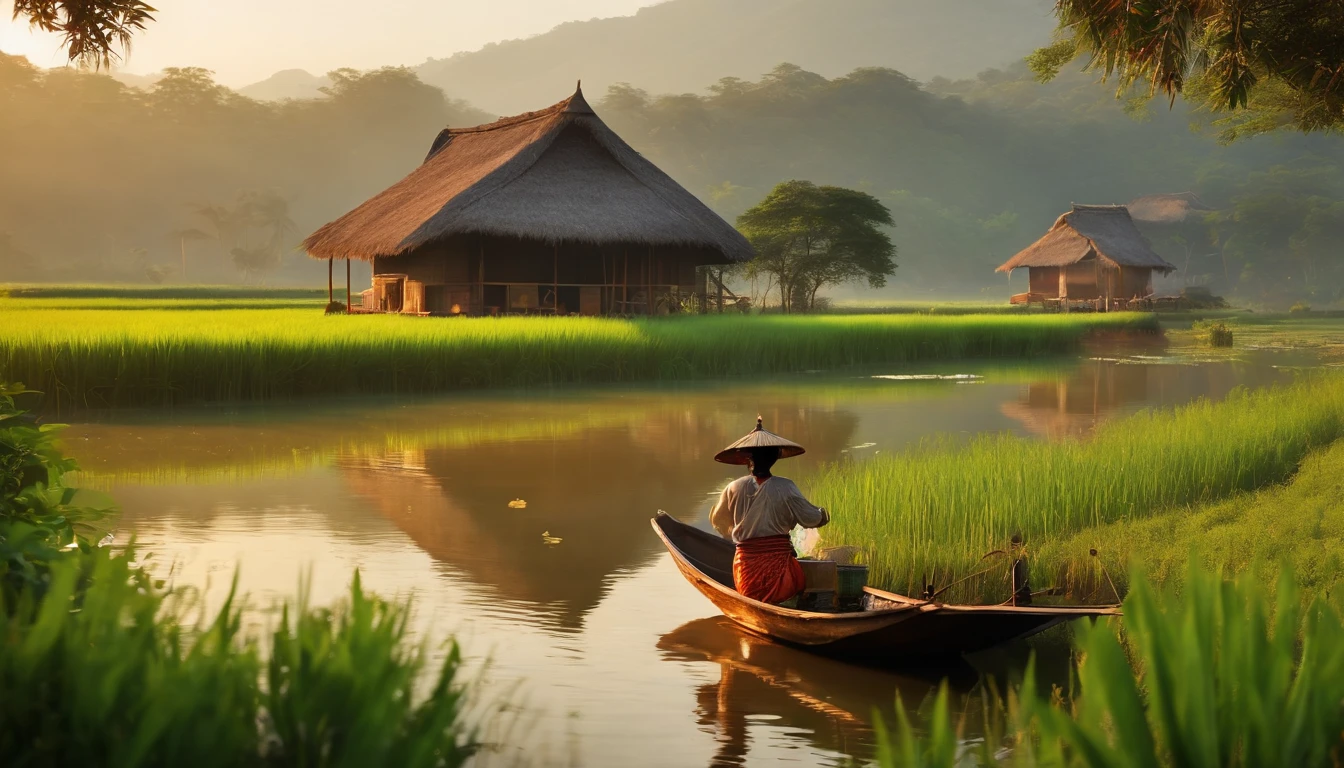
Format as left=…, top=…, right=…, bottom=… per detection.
left=713, top=417, right=806, bottom=465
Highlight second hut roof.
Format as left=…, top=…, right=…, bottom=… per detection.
left=303, top=85, right=753, bottom=263
left=996, top=204, right=1177, bottom=273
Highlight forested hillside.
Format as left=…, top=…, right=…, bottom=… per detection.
left=2, top=53, right=1341, bottom=305
left=414, top=0, right=1055, bottom=114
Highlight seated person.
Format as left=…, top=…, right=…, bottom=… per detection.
left=710, top=420, right=829, bottom=604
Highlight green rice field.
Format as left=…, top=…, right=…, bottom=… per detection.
left=0, top=301, right=1155, bottom=410
left=812, top=373, right=1344, bottom=603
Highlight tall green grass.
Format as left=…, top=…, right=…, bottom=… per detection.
left=0, top=308, right=1156, bottom=410
left=1, top=554, right=477, bottom=767
left=877, top=564, right=1344, bottom=767
left=812, top=374, right=1344, bottom=602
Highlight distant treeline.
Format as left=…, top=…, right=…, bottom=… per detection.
left=2, top=54, right=1342, bottom=305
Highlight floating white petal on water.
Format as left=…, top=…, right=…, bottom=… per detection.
left=541, top=531, right=563, bottom=545
left=508, top=498, right=527, bottom=509
left=850, top=442, right=877, bottom=449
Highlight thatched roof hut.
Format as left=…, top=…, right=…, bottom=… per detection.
left=304, top=85, right=751, bottom=316
left=998, top=204, right=1176, bottom=306
left=1126, top=192, right=1215, bottom=224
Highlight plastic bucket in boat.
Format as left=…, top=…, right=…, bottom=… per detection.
left=837, top=564, right=869, bottom=605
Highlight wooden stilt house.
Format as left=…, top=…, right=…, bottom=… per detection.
left=303, top=85, right=753, bottom=316
left=998, top=204, right=1177, bottom=310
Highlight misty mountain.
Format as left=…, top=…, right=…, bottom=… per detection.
left=239, top=69, right=331, bottom=101
left=416, top=0, right=1056, bottom=115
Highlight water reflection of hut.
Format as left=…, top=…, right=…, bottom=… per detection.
left=998, top=205, right=1176, bottom=310
left=999, top=361, right=1152, bottom=439
left=338, top=408, right=860, bottom=629
left=303, top=85, right=752, bottom=316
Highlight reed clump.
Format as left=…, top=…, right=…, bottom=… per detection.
left=877, top=563, right=1344, bottom=767
left=0, top=307, right=1156, bottom=410
left=812, top=374, right=1344, bottom=603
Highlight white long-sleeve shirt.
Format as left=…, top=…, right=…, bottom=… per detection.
left=710, top=475, right=829, bottom=544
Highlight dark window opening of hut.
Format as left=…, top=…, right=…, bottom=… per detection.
left=302, top=85, right=753, bottom=316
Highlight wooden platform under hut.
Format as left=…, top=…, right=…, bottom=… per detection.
left=303, top=84, right=752, bottom=316
left=998, top=205, right=1177, bottom=312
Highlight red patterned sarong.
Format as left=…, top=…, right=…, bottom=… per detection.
left=732, top=535, right=805, bottom=604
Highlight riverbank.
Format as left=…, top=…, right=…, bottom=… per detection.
left=0, top=304, right=1155, bottom=410
left=1036, top=437, right=1344, bottom=598
left=812, top=373, right=1344, bottom=603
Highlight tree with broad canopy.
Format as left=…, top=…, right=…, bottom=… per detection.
left=735, top=181, right=896, bottom=313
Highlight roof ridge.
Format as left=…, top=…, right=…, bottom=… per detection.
left=444, top=86, right=591, bottom=136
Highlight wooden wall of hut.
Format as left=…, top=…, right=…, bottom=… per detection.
left=370, top=234, right=720, bottom=316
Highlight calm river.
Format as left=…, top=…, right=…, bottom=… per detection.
left=64, top=344, right=1303, bottom=767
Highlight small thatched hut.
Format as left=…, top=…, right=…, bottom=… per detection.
left=997, top=204, right=1176, bottom=307
left=304, top=85, right=752, bottom=316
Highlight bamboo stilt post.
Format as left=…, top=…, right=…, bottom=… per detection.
left=647, top=247, right=653, bottom=316
left=345, top=258, right=351, bottom=315
left=327, top=257, right=333, bottom=304
left=553, top=243, right=559, bottom=314
left=478, top=239, right=485, bottom=315
left=623, top=251, right=628, bottom=316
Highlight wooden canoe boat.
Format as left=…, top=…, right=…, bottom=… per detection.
left=652, top=513, right=1120, bottom=662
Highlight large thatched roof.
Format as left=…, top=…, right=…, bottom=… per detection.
left=1126, top=192, right=1215, bottom=224
left=996, top=204, right=1177, bottom=273
left=303, top=86, right=752, bottom=263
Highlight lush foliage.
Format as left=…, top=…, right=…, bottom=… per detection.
left=735, top=180, right=896, bottom=311
left=0, top=384, right=478, bottom=765
left=812, top=374, right=1344, bottom=602
left=877, top=564, right=1344, bottom=767
left=0, top=54, right=487, bottom=285
left=0, top=382, right=107, bottom=604
left=10, top=0, right=155, bottom=69
left=1035, top=0, right=1344, bottom=138
left=0, top=305, right=1155, bottom=409
left=0, top=554, right=477, bottom=767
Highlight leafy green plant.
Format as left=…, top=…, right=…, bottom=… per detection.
left=0, top=554, right=476, bottom=767
left=1291, top=301, right=1313, bottom=315
left=1192, top=319, right=1235, bottom=347
left=0, top=382, right=110, bottom=605
left=875, top=564, right=1344, bottom=767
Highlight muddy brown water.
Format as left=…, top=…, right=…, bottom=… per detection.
left=64, top=346, right=1307, bottom=767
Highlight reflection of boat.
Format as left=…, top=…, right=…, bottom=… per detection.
left=658, top=617, right=978, bottom=763
left=652, top=514, right=1119, bottom=663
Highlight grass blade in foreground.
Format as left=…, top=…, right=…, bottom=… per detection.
left=874, top=565, right=1344, bottom=767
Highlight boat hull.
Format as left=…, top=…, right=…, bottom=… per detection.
left=652, top=513, right=1119, bottom=662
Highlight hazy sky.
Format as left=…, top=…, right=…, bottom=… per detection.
left=0, top=0, right=660, bottom=85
